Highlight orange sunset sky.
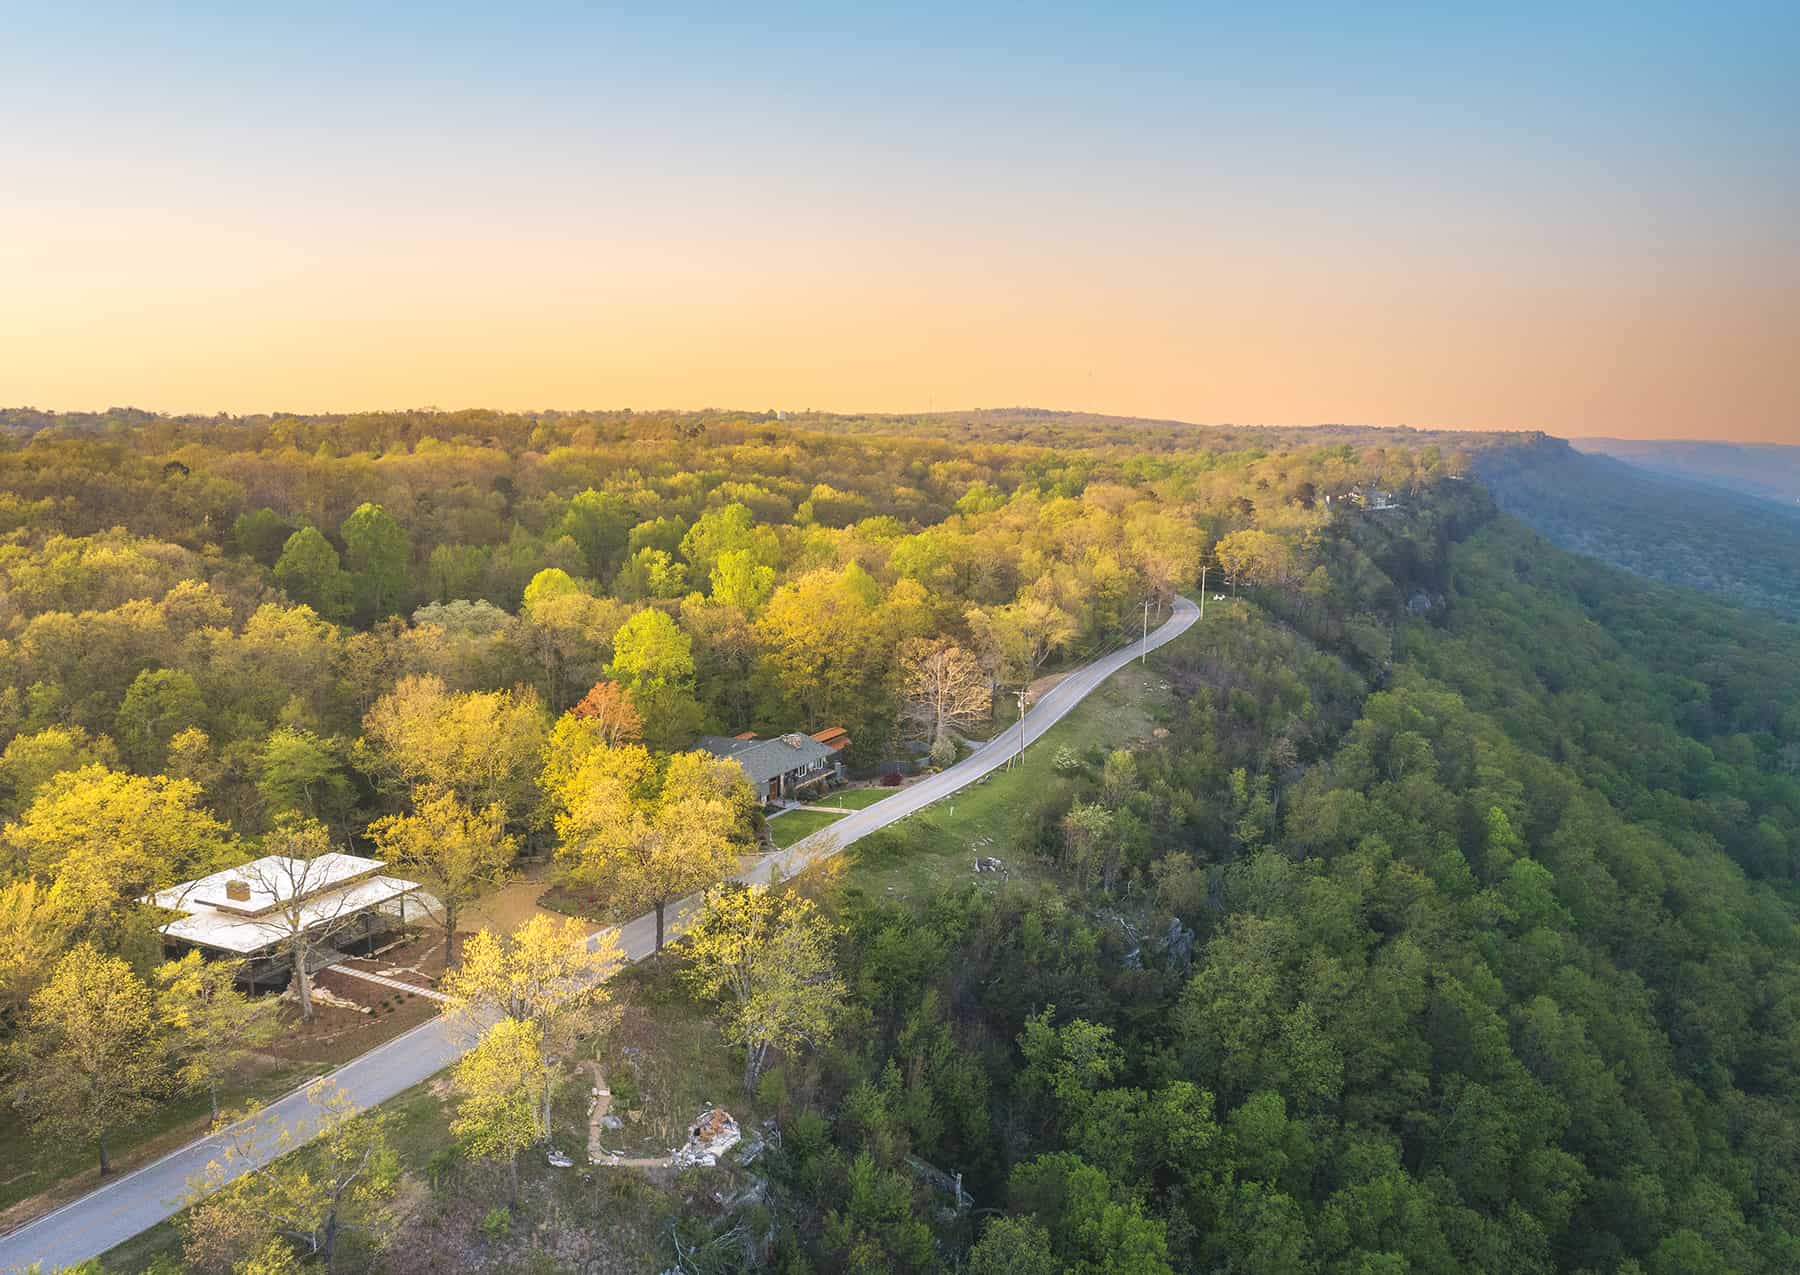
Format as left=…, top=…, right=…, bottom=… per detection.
left=3, top=4, right=1795, bottom=442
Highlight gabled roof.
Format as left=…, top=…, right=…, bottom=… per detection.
left=697, top=732, right=836, bottom=786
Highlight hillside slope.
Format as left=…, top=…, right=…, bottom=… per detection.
left=1473, top=437, right=1800, bottom=617
left=1572, top=437, right=1800, bottom=506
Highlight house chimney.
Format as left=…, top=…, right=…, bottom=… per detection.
left=225, top=879, right=251, bottom=903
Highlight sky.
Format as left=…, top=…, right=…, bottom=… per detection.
left=2, top=2, right=1796, bottom=441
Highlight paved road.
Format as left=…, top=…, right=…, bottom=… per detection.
left=0, top=595, right=1198, bottom=1274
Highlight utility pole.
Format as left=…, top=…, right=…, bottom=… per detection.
left=1014, top=686, right=1029, bottom=767
left=1140, top=598, right=1152, bottom=664
left=1199, top=562, right=1209, bottom=619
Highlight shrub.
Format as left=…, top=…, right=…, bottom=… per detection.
left=481, top=1205, right=513, bottom=1238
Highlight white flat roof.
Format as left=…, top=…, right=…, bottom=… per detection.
left=147, top=853, right=420, bottom=956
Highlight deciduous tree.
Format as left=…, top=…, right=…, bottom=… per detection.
left=272, top=527, right=352, bottom=622
left=367, top=786, right=516, bottom=967
left=11, top=944, right=169, bottom=1175
left=5, top=764, right=234, bottom=949
left=340, top=502, right=410, bottom=621
left=966, top=591, right=1076, bottom=692
left=449, top=1017, right=546, bottom=1201
left=680, top=881, right=845, bottom=1092
left=568, top=679, right=643, bottom=745
left=440, top=916, right=624, bottom=1133
left=899, top=637, right=990, bottom=764
left=237, top=819, right=369, bottom=1022
left=115, top=668, right=207, bottom=770
left=0, top=878, right=74, bottom=1017
left=552, top=746, right=757, bottom=950
left=184, top=1083, right=396, bottom=1273
left=155, top=950, right=280, bottom=1122
left=359, top=674, right=547, bottom=826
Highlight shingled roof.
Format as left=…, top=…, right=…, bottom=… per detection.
left=697, top=732, right=836, bottom=787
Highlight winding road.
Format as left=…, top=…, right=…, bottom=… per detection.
left=0, top=594, right=1199, bottom=1274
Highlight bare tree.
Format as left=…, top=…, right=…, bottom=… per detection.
left=240, top=819, right=387, bottom=1022
left=900, top=637, right=991, bottom=765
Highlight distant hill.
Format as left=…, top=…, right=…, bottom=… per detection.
left=1472, top=436, right=1800, bottom=617
left=1571, top=437, right=1800, bottom=506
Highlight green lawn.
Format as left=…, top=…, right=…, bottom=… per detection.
left=0, top=1057, right=330, bottom=1225
left=842, top=617, right=1200, bottom=905
left=824, top=786, right=897, bottom=810
left=768, top=807, right=846, bottom=847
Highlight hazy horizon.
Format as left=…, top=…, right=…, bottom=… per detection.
left=3, top=4, right=1795, bottom=442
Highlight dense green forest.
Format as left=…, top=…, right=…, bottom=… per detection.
left=0, top=408, right=1795, bottom=1274
left=1474, top=436, right=1800, bottom=618
left=731, top=485, right=1800, bottom=1275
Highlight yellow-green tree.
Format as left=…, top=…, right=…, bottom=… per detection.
left=551, top=746, right=757, bottom=950
left=4, top=764, right=234, bottom=953
left=0, top=877, right=75, bottom=1017
left=183, top=1083, right=396, bottom=1273
left=441, top=915, right=623, bottom=1133
left=367, top=786, right=516, bottom=968
left=607, top=608, right=702, bottom=749
left=966, top=590, right=1077, bottom=691
left=156, top=950, right=281, bottom=1122
left=358, top=674, right=548, bottom=826
left=1213, top=528, right=1294, bottom=590
left=11, top=944, right=169, bottom=1175
left=680, top=882, right=845, bottom=1092
left=450, top=1017, right=547, bottom=1200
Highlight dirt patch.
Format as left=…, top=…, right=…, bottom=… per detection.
left=462, top=870, right=567, bottom=935
left=260, top=971, right=439, bottom=1067
left=1027, top=669, right=1072, bottom=700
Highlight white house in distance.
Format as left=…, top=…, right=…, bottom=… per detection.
left=147, top=852, right=422, bottom=987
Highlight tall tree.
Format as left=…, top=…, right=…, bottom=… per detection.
left=0, top=878, right=74, bottom=1017
left=440, top=916, right=623, bottom=1133
left=449, top=1017, right=547, bottom=1201
left=115, top=668, right=207, bottom=770
left=710, top=548, right=776, bottom=613
left=256, top=727, right=356, bottom=827
left=358, top=674, right=547, bottom=826
left=551, top=746, right=757, bottom=950
left=899, top=637, right=990, bottom=765
left=238, top=819, right=370, bottom=1022
left=272, top=527, right=352, bottom=622
left=155, top=950, right=280, bottom=1122
left=568, top=679, right=644, bottom=745
left=367, top=786, right=517, bottom=968
left=5, top=764, right=234, bottom=950
left=680, top=881, right=845, bottom=1092
left=608, top=608, right=701, bottom=749
left=11, top=944, right=169, bottom=1175
left=183, top=1083, right=396, bottom=1273
left=340, top=502, right=410, bottom=621
left=1213, top=528, right=1293, bottom=590
left=966, top=591, right=1076, bottom=692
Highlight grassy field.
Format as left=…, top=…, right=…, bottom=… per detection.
left=768, top=807, right=846, bottom=847
left=823, top=785, right=897, bottom=810
left=842, top=633, right=1193, bottom=906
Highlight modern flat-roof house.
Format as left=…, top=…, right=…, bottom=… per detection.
left=698, top=730, right=847, bottom=803
left=147, top=852, right=422, bottom=985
